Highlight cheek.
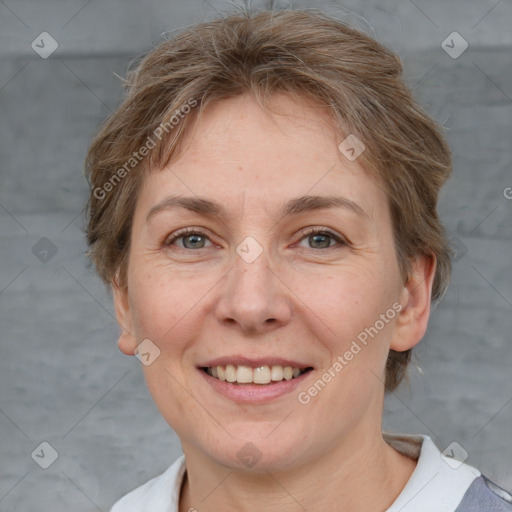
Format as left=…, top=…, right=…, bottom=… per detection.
left=304, top=276, right=397, bottom=415
left=307, top=269, right=398, bottom=365
left=127, top=265, right=192, bottom=344
left=307, top=264, right=392, bottom=323
left=126, top=261, right=224, bottom=363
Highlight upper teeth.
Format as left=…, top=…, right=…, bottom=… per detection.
left=206, top=365, right=304, bottom=384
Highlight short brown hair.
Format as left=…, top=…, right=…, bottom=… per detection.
left=84, top=7, right=452, bottom=391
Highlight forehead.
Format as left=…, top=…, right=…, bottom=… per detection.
left=175, top=93, right=342, bottom=171
left=137, top=93, right=387, bottom=222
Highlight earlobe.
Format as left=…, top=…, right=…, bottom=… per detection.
left=117, top=328, right=137, bottom=356
left=390, top=254, right=436, bottom=352
left=111, top=279, right=137, bottom=356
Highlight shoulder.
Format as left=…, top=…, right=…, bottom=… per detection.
left=454, top=475, right=512, bottom=511
left=110, top=455, right=186, bottom=512
left=384, top=433, right=512, bottom=512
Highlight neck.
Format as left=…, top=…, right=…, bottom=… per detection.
left=179, top=429, right=416, bottom=512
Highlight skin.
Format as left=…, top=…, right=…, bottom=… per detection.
left=113, top=93, right=436, bottom=512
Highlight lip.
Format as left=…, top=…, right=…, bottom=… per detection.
left=198, top=355, right=312, bottom=369
left=198, top=367, right=313, bottom=404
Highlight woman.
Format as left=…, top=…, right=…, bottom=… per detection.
left=84, top=7, right=512, bottom=512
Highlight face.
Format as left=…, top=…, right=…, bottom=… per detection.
left=113, top=93, right=432, bottom=471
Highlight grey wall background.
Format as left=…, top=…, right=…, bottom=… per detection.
left=0, top=0, right=511, bottom=511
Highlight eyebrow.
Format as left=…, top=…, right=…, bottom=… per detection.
left=146, top=194, right=368, bottom=222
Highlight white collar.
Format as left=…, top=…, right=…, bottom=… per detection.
left=384, top=432, right=480, bottom=512
left=111, top=433, right=480, bottom=512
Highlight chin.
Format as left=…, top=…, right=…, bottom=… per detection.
left=202, top=432, right=311, bottom=473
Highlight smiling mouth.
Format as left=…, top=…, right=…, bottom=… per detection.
left=201, top=364, right=313, bottom=385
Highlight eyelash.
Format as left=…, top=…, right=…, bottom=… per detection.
left=164, top=227, right=347, bottom=250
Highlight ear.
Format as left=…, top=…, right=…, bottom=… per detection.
left=111, top=278, right=137, bottom=356
left=390, top=254, right=436, bottom=352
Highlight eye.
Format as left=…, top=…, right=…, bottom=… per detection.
left=164, top=228, right=213, bottom=249
left=297, top=227, right=347, bottom=250
left=164, top=227, right=347, bottom=251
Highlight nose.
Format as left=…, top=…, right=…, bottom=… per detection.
left=214, top=246, right=292, bottom=335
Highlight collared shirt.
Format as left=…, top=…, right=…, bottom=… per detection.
left=110, top=433, right=512, bottom=511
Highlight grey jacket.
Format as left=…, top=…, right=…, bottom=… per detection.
left=455, top=475, right=512, bottom=511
